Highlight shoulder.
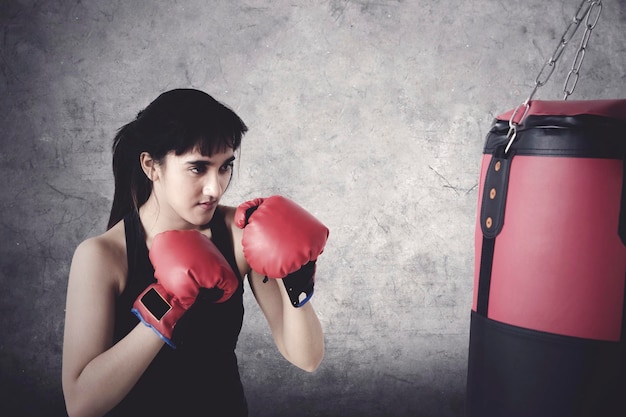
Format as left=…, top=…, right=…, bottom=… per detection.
left=217, top=204, right=242, bottom=243
left=73, top=221, right=126, bottom=266
left=70, top=221, right=127, bottom=295
left=217, top=204, right=250, bottom=275
left=218, top=204, right=237, bottom=224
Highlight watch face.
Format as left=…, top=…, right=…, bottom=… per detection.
left=141, top=287, right=172, bottom=320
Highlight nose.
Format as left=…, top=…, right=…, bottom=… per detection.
left=202, top=171, right=223, bottom=198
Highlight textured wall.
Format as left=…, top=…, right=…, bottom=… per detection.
left=1, top=1, right=625, bottom=416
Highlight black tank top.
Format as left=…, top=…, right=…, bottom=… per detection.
left=107, top=207, right=248, bottom=417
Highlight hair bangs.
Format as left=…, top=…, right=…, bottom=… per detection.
left=170, top=104, right=246, bottom=157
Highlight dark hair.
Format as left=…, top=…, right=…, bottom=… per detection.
left=106, top=88, right=248, bottom=229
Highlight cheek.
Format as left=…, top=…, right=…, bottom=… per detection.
left=221, top=173, right=233, bottom=189
left=165, top=175, right=197, bottom=198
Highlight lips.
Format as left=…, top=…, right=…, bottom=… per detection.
left=199, top=200, right=216, bottom=210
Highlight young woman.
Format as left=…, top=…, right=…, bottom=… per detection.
left=62, top=88, right=327, bottom=417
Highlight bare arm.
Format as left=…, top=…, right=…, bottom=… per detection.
left=223, top=204, right=324, bottom=371
left=248, top=270, right=325, bottom=372
left=62, top=236, right=164, bottom=417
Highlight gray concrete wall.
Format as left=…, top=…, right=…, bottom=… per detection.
left=1, top=1, right=624, bottom=416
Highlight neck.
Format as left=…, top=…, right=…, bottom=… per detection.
left=138, top=194, right=193, bottom=243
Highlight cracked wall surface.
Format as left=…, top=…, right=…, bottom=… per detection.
left=1, top=1, right=625, bottom=416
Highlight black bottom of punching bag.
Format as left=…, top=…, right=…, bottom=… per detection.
left=466, top=311, right=626, bottom=417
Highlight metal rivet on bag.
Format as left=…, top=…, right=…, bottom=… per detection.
left=489, top=188, right=496, bottom=199
left=494, top=161, right=501, bottom=172
left=485, top=217, right=493, bottom=228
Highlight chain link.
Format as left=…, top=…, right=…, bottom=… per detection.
left=504, top=0, right=603, bottom=154
left=563, top=1, right=602, bottom=99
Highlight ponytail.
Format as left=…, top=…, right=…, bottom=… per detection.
left=107, top=119, right=151, bottom=229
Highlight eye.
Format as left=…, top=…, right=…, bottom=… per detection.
left=189, top=165, right=207, bottom=175
left=220, top=162, right=234, bottom=173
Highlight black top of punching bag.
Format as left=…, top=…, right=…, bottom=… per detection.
left=485, top=99, right=626, bottom=158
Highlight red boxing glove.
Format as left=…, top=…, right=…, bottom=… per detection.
left=132, top=230, right=239, bottom=348
left=234, top=195, right=329, bottom=307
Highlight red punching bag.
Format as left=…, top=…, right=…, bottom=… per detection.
left=465, top=99, right=626, bottom=417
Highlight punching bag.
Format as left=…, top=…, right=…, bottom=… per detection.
left=466, top=99, right=626, bottom=417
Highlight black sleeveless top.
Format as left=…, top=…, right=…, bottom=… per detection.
left=107, top=208, right=248, bottom=417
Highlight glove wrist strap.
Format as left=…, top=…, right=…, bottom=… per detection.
left=281, top=260, right=316, bottom=308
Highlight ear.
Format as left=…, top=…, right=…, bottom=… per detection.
left=140, top=152, right=158, bottom=181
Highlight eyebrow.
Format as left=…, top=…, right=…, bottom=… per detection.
left=185, top=155, right=236, bottom=166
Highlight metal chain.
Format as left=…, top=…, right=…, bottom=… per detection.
left=562, top=1, right=603, bottom=99
left=504, top=0, right=603, bottom=154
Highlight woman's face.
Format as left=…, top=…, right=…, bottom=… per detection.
left=153, top=146, right=235, bottom=228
